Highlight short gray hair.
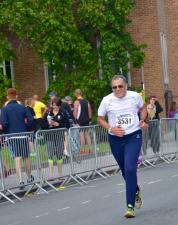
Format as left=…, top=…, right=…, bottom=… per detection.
left=111, top=75, right=127, bottom=86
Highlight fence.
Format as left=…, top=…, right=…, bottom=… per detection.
left=35, top=128, right=72, bottom=191
left=0, top=118, right=177, bottom=204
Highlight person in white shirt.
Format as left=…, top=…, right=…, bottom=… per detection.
left=97, top=75, right=148, bottom=218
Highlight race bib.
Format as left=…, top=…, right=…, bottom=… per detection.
left=116, top=113, right=134, bottom=129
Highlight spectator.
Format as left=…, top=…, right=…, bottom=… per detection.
left=25, top=98, right=36, bottom=118
left=48, top=92, right=57, bottom=106
left=147, top=96, right=163, bottom=120
left=0, top=88, right=34, bottom=188
left=32, top=94, right=46, bottom=130
left=146, top=96, right=163, bottom=153
left=168, top=101, right=178, bottom=118
left=0, top=121, right=11, bottom=178
left=73, top=89, right=92, bottom=154
left=25, top=98, right=37, bottom=156
left=61, top=100, right=77, bottom=156
left=65, top=96, right=74, bottom=113
left=43, top=98, right=70, bottom=178
left=44, top=92, right=58, bottom=117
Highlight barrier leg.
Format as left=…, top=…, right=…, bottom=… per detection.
left=0, top=191, right=15, bottom=204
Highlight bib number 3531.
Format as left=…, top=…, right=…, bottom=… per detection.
left=116, top=113, right=134, bottom=128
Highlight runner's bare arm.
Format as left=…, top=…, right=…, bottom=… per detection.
left=139, top=104, right=147, bottom=121
left=97, top=116, right=110, bottom=130
left=139, top=105, right=148, bottom=128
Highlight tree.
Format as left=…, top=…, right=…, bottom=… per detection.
left=0, top=0, right=145, bottom=116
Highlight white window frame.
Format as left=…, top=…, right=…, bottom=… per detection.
left=0, top=61, right=6, bottom=75
left=0, top=60, right=14, bottom=85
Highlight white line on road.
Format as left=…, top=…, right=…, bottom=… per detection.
left=35, top=212, right=49, bottom=218
left=57, top=206, right=71, bottom=212
left=171, top=174, right=178, bottom=178
left=79, top=185, right=97, bottom=189
left=116, top=183, right=124, bottom=186
left=116, top=190, right=125, bottom=194
left=81, top=200, right=92, bottom=205
left=147, top=179, right=162, bottom=184
left=140, top=181, right=148, bottom=185
left=103, top=194, right=111, bottom=198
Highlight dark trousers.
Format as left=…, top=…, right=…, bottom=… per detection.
left=149, top=123, right=160, bottom=153
left=108, top=130, right=142, bottom=207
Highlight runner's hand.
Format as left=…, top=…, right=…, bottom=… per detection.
left=139, top=120, right=149, bottom=129
left=110, top=126, right=125, bottom=137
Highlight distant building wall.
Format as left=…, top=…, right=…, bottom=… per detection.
left=4, top=1, right=178, bottom=113
left=128, top=0, right=164, bottom=109
left=8, top=34, right=46, bottom=103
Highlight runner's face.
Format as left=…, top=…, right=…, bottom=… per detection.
left=112, top=78, right=127, bottom=98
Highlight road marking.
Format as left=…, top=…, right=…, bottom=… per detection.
left=116, top=190, right=125, bottom=194
left=116, top=183, right=124, bottom=186
left=81, top=200, right=92, bottom=205
left=147, top=179, right=162, bottom=184
left=171, top=174, right=178, bottom=178
left=35, top=212, right=49, bottom=218
left=57, top=206, right=71, bottom=212
left=103, top=194, right=111, bottom=198
left=80, top=185, right=96, bottom=189
left=140, top=181, right=148, bottom=185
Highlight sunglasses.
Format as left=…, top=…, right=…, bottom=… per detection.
left=112, top=85, right=124, bottom=89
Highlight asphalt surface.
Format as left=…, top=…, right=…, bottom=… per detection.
left=0, top=162, right=178, bottom=225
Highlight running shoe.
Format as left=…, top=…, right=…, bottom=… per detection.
left=30, top=152, right=36, bottom=157
left=27, top=175, right=35, bottom=183
left=124, top=204, right=135, bottom=218
left=80, top=149, right=85, bottom=154
left=135, top=186, right=142, bottom=209
left=19, top=181, right=25, bottom=190
left=63, top=149, right=70, bottom=157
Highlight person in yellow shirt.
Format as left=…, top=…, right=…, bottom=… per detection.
left=32, top=95, right=46, bottom=129
left=138, top=90, right=145, bottom=103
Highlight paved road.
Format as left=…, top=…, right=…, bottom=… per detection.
left=0, top=162, right=178, bottom=225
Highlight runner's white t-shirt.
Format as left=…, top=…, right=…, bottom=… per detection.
left=97, top=91, right=144, bottom=135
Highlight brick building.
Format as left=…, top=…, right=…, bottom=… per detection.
left=0, top=33, right=47, bottom=102
left=129, top=0, right=178, bottom=115
left=1, top=1, right=178, bottom=115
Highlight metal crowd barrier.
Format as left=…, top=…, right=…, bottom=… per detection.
left=141, top=119, right=178, bottom=166
left=0, top=119, right=178, bottom=204
left=160, top=118, right=178, bottom=162
left=68, top=125, right=100, bottom=184
left=141, top=120, right=161, bottom=166
left=94, top=125, right=118, bottom=175
left=0, top=132, right=40, bottom=203
left=35, top=128, right=72, bottom=191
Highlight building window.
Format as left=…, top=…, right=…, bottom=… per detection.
left=0, top=60, right=12, bottom=80
left=44, top=65, right=54, bottom=90
left=0, top=62, right=6, bottom=75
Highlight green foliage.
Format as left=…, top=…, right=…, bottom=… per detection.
left=0, top=34, right=14, bottom=63
left=0, top=72, right=11, bottom=107
left=0, top=0, right=146, bottom=112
